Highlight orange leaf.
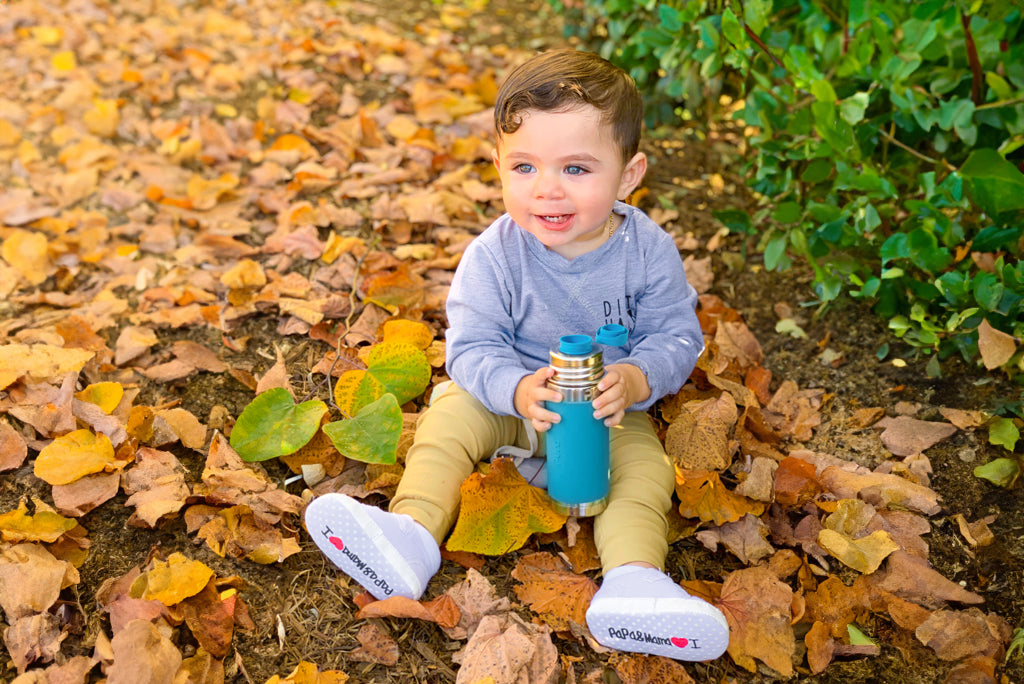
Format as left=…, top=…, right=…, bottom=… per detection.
left=674, top=469, right=765, bottom=526
left=447, top=458, right=566, bottom=555
left=665, top=393, right=738, bottom=470
left=510, top=552, right=597, bottom=631
left=716, top=566, right=796, bottom=676
left=355, top=594, right=461, bottom=629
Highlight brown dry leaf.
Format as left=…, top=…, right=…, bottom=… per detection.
left=8, top=375, right=77, bottom=438
left=875, top=415, right=958, bottom=456
left=682, top=254, right=713, bottom=294
left=764, top=381, right=825, bottom=441
left=355, top=593, right=461, bottom=629
left=122, top=447, right=191, bottom=528
left=805, top=621, right=835, bottom=674
left=0, top=344, right=94, bottom=390
left=154, top=407, right=208, bottom=450
left=452, top=612, right=558, bottom=684
left=714, top=319, right=764, bottom=370
left=511, top=552, right=597, bottom=632
left=938, top=407, right=990, bottom=429
left=977, top=319, right=1017, bottom=370
left=178, top=580, right=235, bottom=659
left=675, top=469, right=765, bottom=526
left=695, top=514, right=774, bottom=565
left=349, top=623, right=400, bottom=666
left=114, top=326, right=160, bottom=366
left=664, top=393, right=737, bottom=470
left=849, top=407, right=885, bottom=428
left=193, top=433, right=304, bottom=525
left=442, top=568, right=512, bottom=641
left=716, top=565, right=796, bottom=677
left=869, top=551, right=983, bottom=607
left=610, top=652, right=696, bottom=683
left=0, top=420, right=29, bottom=472
left=915, top=608, right=1011, bottom=661
left=51, top=472, right=121, bottom=517
left=96, top=566, right=171, bottom=636
left=817, top=465, right=941, bottom=515
left=0, top=543, right=78, bottom=620
left=954, top=513, right=997, bottom=548
left=187, top=504, right=301, bottom=564
left=734, top=456, right=778, bottom=503
left=4, top=613, right=66, bottom=673
left=104, top=619, right=182, bottom=684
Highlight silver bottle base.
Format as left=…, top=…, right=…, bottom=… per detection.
left=552, top=496, right=608, bottom=517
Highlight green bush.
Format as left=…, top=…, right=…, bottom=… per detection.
left=552, top=0, right=1024, bottom=378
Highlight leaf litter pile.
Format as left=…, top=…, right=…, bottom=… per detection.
left=0, top=1, right=1020, bottom=683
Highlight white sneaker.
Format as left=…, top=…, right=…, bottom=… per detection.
left=305, top=493, right=441, bottom=600
left=585, top=567, right=730, bottom=661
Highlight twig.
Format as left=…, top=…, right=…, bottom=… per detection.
left=960, top=10, right=984, bottom=106
left=876, top=128, right=956, bottom=171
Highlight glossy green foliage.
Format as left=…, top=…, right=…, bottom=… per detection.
left=552, top=0, right=1024, bottom=375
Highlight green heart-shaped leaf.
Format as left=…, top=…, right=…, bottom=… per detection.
left=323, top=394, right=402, bottom=465
left=230, top=388, right=327, bottom=462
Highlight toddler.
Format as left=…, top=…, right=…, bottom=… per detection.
left=306, top=48, right=729, bottom=662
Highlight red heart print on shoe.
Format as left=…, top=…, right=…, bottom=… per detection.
left=328, top=536, right=344, bottom=551
left=671, top=637, right=689, bottom=648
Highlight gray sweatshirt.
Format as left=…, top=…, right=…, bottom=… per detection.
left=445, top=201, right=704, bottom=417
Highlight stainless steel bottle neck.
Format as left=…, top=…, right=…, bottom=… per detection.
left=548, top=348, right=602, bottom=402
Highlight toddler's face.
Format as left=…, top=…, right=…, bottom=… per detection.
left=492, top=105, right=645, bottom=260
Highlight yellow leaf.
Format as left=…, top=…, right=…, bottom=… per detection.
left=448, top=458, right=566, bottom=555
left=0, top=343, right=94, bottom=391
left=0, top=119, right=20, bottom=147
left=817, top=529, right=900, bottom=574
left=75, top=382, right=124, bottom=414
left=133, top=552, right=215, bottom=606
left=214, top=103, right=238, bottom=118
left=52, top=51, right=77, bottom=71
left=34, top=429, right=117, bottom=485
left=1, top=229, right=51, bottom=286
left=321, top=234, right=365, bottom=264
left=0, top=499, right=77, bottom=543
left=220, top=258, right=266, bottom=290
left=333, top=370, right=385, bottom=416
left=31, top=26, right=64, bottom=45
left=186, top=173, right=239, bottom=211
left=381, top=320, right=433, bottom=350
left=83, top=98, right=120, bottom=138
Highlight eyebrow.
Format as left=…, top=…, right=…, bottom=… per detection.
left=502, top=152, right=603, bottom=164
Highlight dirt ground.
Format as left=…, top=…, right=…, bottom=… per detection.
left=3, top=1, right=1024, bottom=683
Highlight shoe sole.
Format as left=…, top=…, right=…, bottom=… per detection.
left=586, top=596, right=730, bottom=661
left=304, top=493, right=425, bottom=600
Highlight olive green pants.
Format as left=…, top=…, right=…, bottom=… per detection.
left=389, top=383, right=675, bottom=572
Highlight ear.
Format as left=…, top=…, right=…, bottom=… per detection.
left=617, top=152, right=647, bottom=200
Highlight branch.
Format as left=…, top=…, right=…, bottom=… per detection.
left=960, top=11, right=984, bottom=106
left=877, top=128, right=956, bottom=171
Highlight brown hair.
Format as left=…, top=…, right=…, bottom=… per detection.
left=494, top=49, right=644, bottom=164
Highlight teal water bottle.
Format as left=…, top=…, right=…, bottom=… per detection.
left=545, top=324, right=628, bottom=517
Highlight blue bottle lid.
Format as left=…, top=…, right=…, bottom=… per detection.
left=595, top=324, right=628, bottom=347
left=558, top=334, right=593, bottom=355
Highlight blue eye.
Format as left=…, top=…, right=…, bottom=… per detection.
left=513, top=163, right=535, bottom=174
left=565, top=165, right=587, bottom=175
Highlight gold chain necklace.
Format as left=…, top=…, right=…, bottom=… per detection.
left=607, top=213, right=616, bottom=238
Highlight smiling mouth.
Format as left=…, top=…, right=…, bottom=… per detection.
left=538, top=214, right=571, bottom=224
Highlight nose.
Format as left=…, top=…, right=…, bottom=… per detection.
left=533, top=169, right=565, bottom=199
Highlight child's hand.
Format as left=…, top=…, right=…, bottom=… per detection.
left=593, top=364, right=651, bottom=427
left=514, top=367, right=563, bottom=432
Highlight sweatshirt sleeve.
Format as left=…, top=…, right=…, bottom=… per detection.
left=444, top=238, right=531, bottom=416
left=619, top=231, right=704, bottom=411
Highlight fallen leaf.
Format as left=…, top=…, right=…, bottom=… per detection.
left=447, top=458, right=567, bottom=555
left=452, top=612, right=558, bottom=684
left=696, top=513, right=774, bottom=564
left=131, top=552, right=215, bottom=606
left=665, top=394, right=738, bottom=470
left=511, top=552, right=597, bottom=632
left=0, top=543, right=78, bottom=620
left=716, top=565, right=796, bottom=677
left=977, top=319, right=1017, bottom=370
left=349, top=623, right=400, bottom=666
left=869, top=551, right=983, bottom=607
left=675, top=469, right=765, bottom=526
left=355, top=594, right=460, bottom=629
left=610, top=652, right=696, bottom=683
left=915, top=608, right=1011, bottom=660
left=817, top=529, right=900, bottom=574
left=34, top=429, right=119, bottom=486
left=0, top=344, right=94, bottom=390
left=122, top=447, right=191, bottom=527
left=442, top=568, right=512, bottom=641
left=817, top=465, right=941, bottom=515
left=875, top=416, right=958, bottom=456
left=4, top=613, right=66, bottom=672
left=0, top=499, right=77, bottom=543
left=0, top=421, right=29, bottom=471
left=104, top=619, right=182, bottom=684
